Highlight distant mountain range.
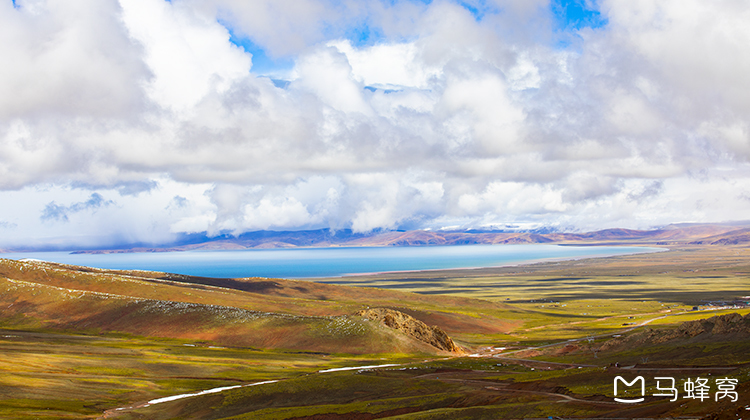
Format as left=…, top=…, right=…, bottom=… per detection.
left=48, top=221, right=750, bottom=254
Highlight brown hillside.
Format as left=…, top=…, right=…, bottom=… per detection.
left=284, top=221, right=750, bottom=246
left=0, top=258, right=512, bottom=322
left=0, top=259, right=511, bottom=353
left=656, top=223, right=743, bottom=238
left=355, top=308, right=463, bottom=354
left=694, top=227, right=750, bottom=245
left=0, top=275, right=437, bottom=354
left=600, top=312, right=750, bottom=352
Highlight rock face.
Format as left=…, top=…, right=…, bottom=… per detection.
left=675, top=312, right=750, bottom=337
left=356, top=308, right=463, bottom=354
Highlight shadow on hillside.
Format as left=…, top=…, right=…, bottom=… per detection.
left=149, top=275, right=310, bottom=296
left=520, top=290, right=747, bottom=305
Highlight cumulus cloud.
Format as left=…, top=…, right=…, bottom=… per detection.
left=41, top=193, right=115, bottom=223
left=1, top=0, right=750, bottom=248
left=293, top=46, right=372, bottom=115
left=0, top=0, right=148, bottom=119
left=120, top=0, right=252, bottom=111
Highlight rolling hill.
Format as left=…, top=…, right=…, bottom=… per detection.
left=0, top=258, right=512, bottom=354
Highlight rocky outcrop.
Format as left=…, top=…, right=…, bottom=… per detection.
left=601, top=312, right=750, bottom=351
left=675, top=312, right=750, bottom=337
left=356, top=308, right=463, bottom=354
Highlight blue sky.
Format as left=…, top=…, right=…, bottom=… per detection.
left=552, top=0, right=606, bottom=30
left=224, top=25, right=296, bottom=76
left=1, top=0, right=749, bottom=249
left=227, top=0, right=607, bottom=76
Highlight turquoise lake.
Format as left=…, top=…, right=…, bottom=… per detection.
left=2, top=245, right=663, bottom=279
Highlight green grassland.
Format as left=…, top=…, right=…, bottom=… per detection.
left=0, top=329, right=431, bottom=419
left=1, top=244, right=749, bottom=419
left=320, top=245, right=749, bottom=302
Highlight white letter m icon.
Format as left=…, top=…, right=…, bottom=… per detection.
left=614, top=376, right=645, bottom=403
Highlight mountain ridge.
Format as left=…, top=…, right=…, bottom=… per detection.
left=42, top=221, right=750, bottom=254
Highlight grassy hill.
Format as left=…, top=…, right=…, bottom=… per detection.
left=1, top=258, right=514, bottom=354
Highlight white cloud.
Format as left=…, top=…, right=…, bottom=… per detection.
left=330, top=39, right=441, bottom=89
left=0, top=0, right=148, bottom=119
left=119, top=0, right=251, bottom=112
left=209, top=0, right=334, bottom=57
left=439, top=72, right=525, bottom=155
left=1, top=0, right=750, bottom=247
left=292, top=46, right=372, bottom=115
left=506, top=53, right=541, bottom=91
left=602, top=0, right=750, bottom=114
left=458, top=181, right=568, bottom=217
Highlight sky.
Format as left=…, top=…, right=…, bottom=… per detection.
left=1, top=0, right=750, bottom=249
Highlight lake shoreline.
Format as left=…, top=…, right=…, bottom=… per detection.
left=1, top=244, right=666, bottom=280
left=327, top=246, right=668, bottom=279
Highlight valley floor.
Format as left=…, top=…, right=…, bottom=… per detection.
left=1, top=244, right=749, bottom=419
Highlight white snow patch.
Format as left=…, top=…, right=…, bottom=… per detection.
left=318, top=363, right=400, bottom=373
left=145, top=380, right=278, bottom=406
